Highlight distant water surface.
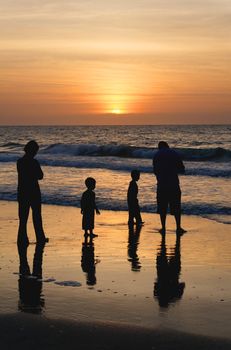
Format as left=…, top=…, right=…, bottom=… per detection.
left=0, top=125, right=230, bottom=224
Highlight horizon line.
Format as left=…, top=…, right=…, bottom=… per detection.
left=0, top=123, right=230, bottom=127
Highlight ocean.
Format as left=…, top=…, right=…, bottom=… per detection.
left=0, top=125, right=230, bottom=224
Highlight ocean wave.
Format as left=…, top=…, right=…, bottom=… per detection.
left=1, top=142, right=230, bottom=162
left=0, top=142, right=23, bottom=148
left=42, top=143, right=231, bottom=162
left=0, top=152, right=230, bottom=178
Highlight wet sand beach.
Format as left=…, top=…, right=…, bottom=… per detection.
left=0, top=201, right=230, bottom=349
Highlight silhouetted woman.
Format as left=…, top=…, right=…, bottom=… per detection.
left=17, top=140, right=48, bottom=244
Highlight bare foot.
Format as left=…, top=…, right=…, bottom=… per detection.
left=90, top=233, right=98, bottom=238
left=176, top=227, right=187, bottom=236
left=158, top=228, right=166, bottom=235
left=136, top=221, right=145, bottom=226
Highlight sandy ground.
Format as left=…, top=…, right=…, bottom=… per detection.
left=0, top=201, right=230, bottom=349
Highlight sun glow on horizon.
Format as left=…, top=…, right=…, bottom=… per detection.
left=111, top=108, right=121, bottom=114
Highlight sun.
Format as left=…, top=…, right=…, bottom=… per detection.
left=111, top=108, right=121, bottom=114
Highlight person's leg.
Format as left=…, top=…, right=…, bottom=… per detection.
left=31, top=200, right=47, bottom=243
left=135, top=205, right=144, bottom=225
left=17, top=240, right=30, bottom=275
left=128, top=208, right=135, bottom=226
left=157, top=188, right=167, bottom=234
left=32, top=242, right=45, bottom=278
left=174, top=212, right=181, bottom=231
left=159, top=212, right=167, bottom=234
left=171, top=189, right=186, bottom=235
left=17, top=201, right=30, bottom=245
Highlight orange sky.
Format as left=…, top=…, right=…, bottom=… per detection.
left=0, top=0, right=230, bottom=124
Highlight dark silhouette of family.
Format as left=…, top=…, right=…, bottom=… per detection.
left=16, top=140, right=186, bottom=311
left=17, top=140, right=186, bottom=244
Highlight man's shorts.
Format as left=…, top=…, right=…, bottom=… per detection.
left=157, top=187, right=181, bottom=215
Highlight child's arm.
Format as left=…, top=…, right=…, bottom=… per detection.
left=94, top=193, right=100, bottom=214
left=80, top=193, right=85, bottom=214
left=95, top=207, right=100, bottom=215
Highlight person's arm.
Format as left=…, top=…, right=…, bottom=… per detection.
left=153, top=154, right=159, bottom=176
left=80, top=193, right=85, bottom=214
left=34, top=160, right=44, bottom=180
left=176, top=155, right=185, bottom=174
left=94, top=193, right=100, bottom=214
left=152, top=157, right=156, bottom=175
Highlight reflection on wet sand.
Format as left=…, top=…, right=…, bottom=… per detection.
left=127, top=225, right=142, bottom=271
left=154, top=234, right=185, bottom=308
left=18, top=242, right=46, bottom=314
left=81, top=235, right=97, bottom=285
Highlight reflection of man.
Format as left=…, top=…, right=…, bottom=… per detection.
left=17, top=140, right=48, bottom=244
left=153, top=141, right=186, bottom=235
left=154, top=235, right=185, bottom=308
left=18, top=242, right=45, bottom=313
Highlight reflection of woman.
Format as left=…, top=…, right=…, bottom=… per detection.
left=154, top=235, right=185, bottom=308
left=18, top=242, right=45, bottom=313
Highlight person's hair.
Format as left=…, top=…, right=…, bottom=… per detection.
left=85, top=177, right=96, bottom=189
left=131, top=169, right=140, bottom=179
left=24, top=140, right=39, bottom=154
left=158, top=141, right=169, bottom=149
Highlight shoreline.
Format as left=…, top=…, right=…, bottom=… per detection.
left=0, top=200, right=230, bottom=348
left=1, top=198, right=230, bottom=226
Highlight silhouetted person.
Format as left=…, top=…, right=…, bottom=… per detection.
left=127, top=224, right=142, bottom=271
left=17, top=140, right=48, bottom=245
left=81, top=235, right=97, bottom=285
left=153, top=141, right=186, bottom=235
left=81, top=177, right=100, bottom=237
left=154, top=234, right=185, bottom=308
left=18, top=241, right=46, bottom=313
left=127, top=170, right=144, bottom=226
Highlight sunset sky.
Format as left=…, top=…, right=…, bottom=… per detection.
left=0, top=0, right=230, bottom=124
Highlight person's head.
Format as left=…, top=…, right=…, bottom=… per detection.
left=158, top=141, right=169, bottom=150
left=85, top=177, right=96, bottom=190
left=131, top=169, right=140, bottom=181
left=24, top=140, right=39, bottom=157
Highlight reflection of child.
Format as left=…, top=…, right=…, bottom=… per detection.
left=81, top=177, right=100, bottom=237
left=127, top=170, right=144, bottom=226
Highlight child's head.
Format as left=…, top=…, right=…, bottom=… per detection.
left=131, top=170, right=140, bottom=181
left=85, top=177, right=96, bottom=190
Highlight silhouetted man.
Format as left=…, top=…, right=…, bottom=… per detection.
left=153, top=141, right=186, bottom=235
left=17, top=140, right=48, bottom=244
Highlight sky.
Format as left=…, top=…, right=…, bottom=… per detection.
left=0, top=0, right=230, bottom=125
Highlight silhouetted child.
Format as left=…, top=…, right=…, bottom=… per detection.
left=81, top=177, right=100, bottom=237
left=127, top=170, right=144, bottom=226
